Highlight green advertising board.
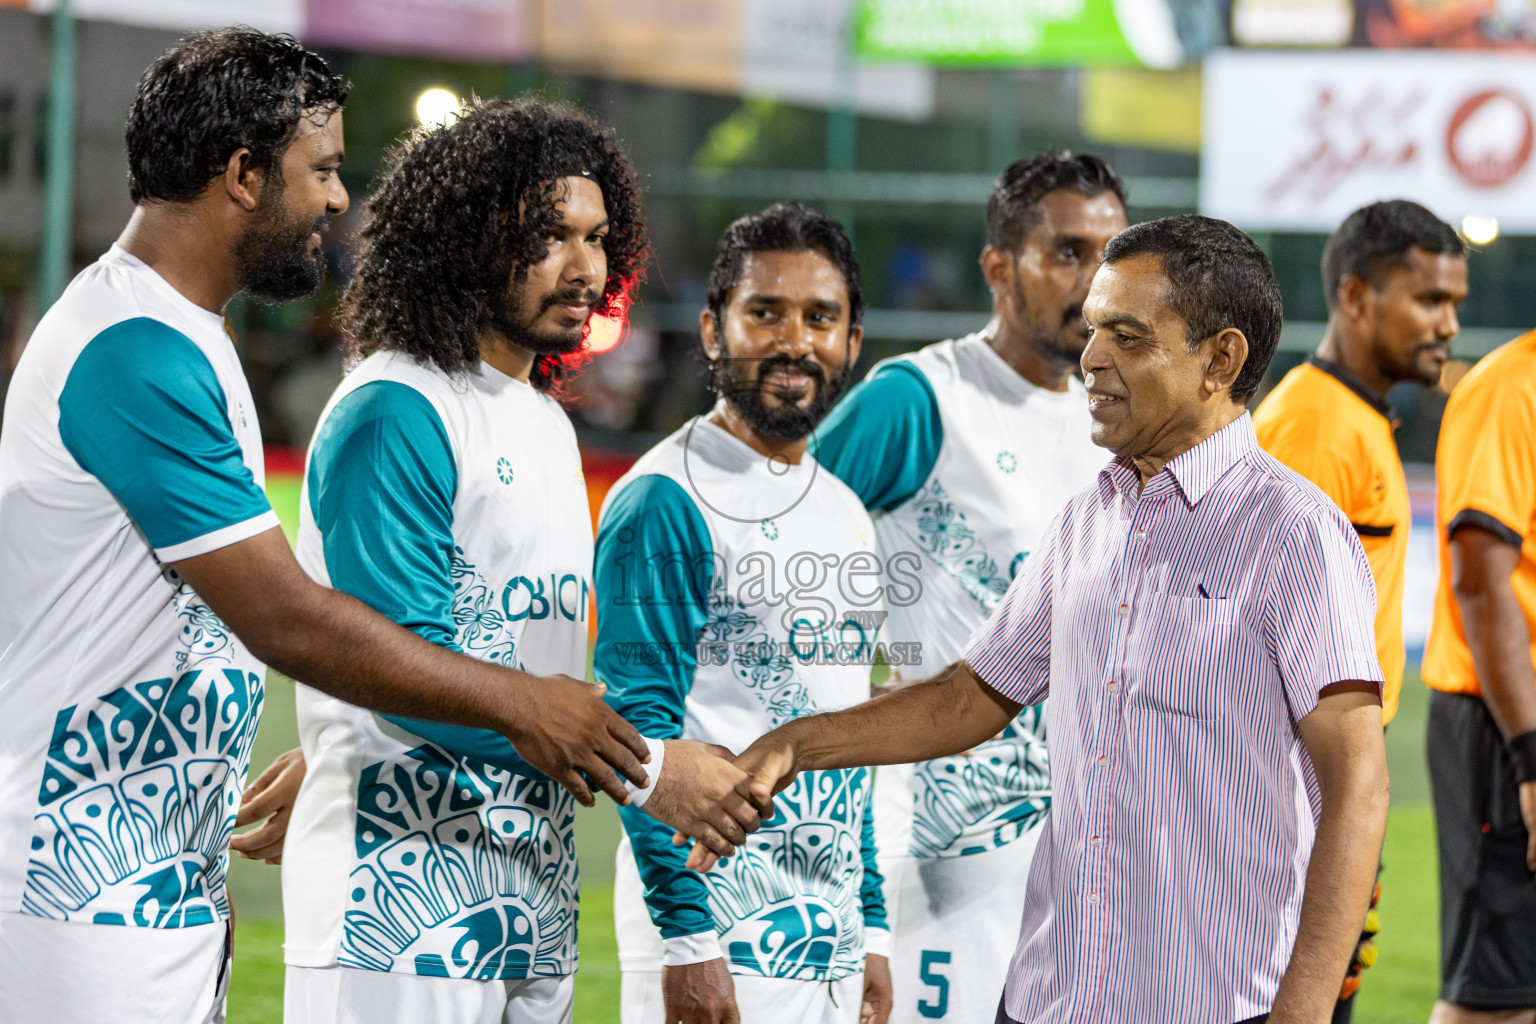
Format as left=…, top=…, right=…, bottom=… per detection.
left=855, top=0, right=1178, bottom=66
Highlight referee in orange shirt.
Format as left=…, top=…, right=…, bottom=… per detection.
left=1254, top=199, right=1467, bottom=1023
left=1423, top=330, right=1536, bottom=1022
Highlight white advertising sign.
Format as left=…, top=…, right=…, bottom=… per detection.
left=1201, top=49, right=1536, bottom=232
left=28, top=0, right=302, bottom=33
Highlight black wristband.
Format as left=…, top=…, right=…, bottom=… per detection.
left=1510, top=730, right=1536, bottom=784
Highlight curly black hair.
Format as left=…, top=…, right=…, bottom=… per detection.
left=126, top=27, right=349, bottom=205
left=986, top=151, right=1127, bottom=252
left=342, top=97, right=650, bottom=392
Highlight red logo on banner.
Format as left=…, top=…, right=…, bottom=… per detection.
left=1446, top=90, right=1534, bottom=188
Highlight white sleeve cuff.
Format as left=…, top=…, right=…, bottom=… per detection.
left=863, top=927, right=892, bottom=959
left=154, top=509, right=280, bottom=562
left=624, top=736, right=667, bottom=808
left=662, top=931, right=724, bottom=966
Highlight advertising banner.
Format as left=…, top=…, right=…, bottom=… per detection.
left=537, top=0, right=739, bottom=95
left=306, top=0, right=534, bottom=62
left=853, top=0, right=1190, bottom=68
left=1201, top=49, right=1536, bottom=231
left=26, top=0, right=300, bottom=33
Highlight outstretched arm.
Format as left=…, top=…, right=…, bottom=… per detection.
left=173, top=528, right=648, bottom=806
left=743, top=661, right=1017, bottom=809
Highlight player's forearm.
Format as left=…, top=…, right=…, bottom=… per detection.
left=1458, top=576, right=1536, bottom=741
left=250, top=573, right=527, bottom=735
left=1270, top=753, right=1389, bottom=1022
left=790, top=661, right=1020, bottom=773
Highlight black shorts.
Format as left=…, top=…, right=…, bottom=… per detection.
left=1428, top=689, right=1536, bottom=1008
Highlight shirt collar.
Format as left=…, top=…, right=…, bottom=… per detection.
left=1306, top=353, right=1396, bottom=422
left=1097, top=413, right=1258, bottom=508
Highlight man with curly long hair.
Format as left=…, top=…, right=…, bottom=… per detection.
left=281, top=97, right=759, bottom=1024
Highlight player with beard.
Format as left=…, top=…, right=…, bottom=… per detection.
left=1254, top=199, right=1467, bottom=1023
left=808, top=153, right=1125, bottom=1024
left=595, top=203, right=894, bottom=1024
left=281, top=98, right=760, bottom=1024
left=0, top=32, right=732, bottom=1024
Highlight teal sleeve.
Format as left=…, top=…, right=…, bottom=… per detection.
left=859, top=779, right=888, bottom=933
left=57, top=318, right=272, bottom=553
left=308, top=380, right=537, bottom=776
left=595, top=474, right=717, bottom=938
left=812, top=362, right=943, bottom=512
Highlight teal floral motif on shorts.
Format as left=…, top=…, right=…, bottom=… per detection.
left=996, top=451, right=1018, bottom=474
left=344, top=746, right=578, bottom=979
left=496, top=458, right=514, bottom=485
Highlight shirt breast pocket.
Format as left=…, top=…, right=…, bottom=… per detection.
left=1129, top=593, right=1238, bottom=723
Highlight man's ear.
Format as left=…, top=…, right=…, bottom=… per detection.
left=699, top=309, right=722, bottom=362
left=1336, top=272, right=1372, bottom=322
left=1204, top=327, right=1249, bottom=397
left=223, top=147, right=263, bottom=212
left=979, top=245, right=1013, bottom=299
left=846, top=323, right=864, bottom=369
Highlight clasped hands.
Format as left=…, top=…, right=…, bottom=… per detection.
left=653, top=731, right=803, bottom=871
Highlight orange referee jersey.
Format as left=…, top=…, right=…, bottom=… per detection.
left=1254, top=356, right=1407, bottom=724
left=1423, top=331, right=1536, bottom=698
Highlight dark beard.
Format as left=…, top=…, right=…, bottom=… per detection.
left=711, top=351, right=851, bottom=442
left=1011, top=275, right=1088, bottom=366
left=489, top=284, right=598, bottom=357
left=233, top=181, right=329, bottom=302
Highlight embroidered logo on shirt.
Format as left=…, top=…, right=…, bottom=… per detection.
left=996, top=451, right=1018, bottom=474
left=496, top=458, right=514, bottom=485
left=760, top=519, right=780, bottom=541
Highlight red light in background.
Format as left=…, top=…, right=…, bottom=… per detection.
left=587, top=295, right=629, bottom=355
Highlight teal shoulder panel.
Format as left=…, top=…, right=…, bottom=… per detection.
left=812, top=361, right=943, bottom=512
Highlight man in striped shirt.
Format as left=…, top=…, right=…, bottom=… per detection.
left=716, top=215, right=1391, bottom=1023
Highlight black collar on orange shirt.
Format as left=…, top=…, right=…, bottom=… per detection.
left=1306, top=353, right=1399, bottom=427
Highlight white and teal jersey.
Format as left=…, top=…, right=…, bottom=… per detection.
left=596, top=418, right=889, bottom=982
left=283, top=350, right=592, bottom=981
left=0, top=246, right=278, bottom=929
left=814, top=333, right=1103, bottom=860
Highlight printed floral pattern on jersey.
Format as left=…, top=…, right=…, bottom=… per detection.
left=708, top=767, right=873, bottom=981
left=448, top=548, right=518, bottom=666
left=703, top=574, right=815, bottom=726
left=22, top=664, right=264, bottom=926
left=342, top=745, right=579, bottom=979
left=908, top=705, right=1051, bottom=859
left=911, top=478, right=1012, bottom=609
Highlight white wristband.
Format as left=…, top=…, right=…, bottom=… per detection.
left=662, top=931, right=724, bottom=966
left=863, top=927, right=893, bottom=959
left=625, top=736, right=667, bottom=808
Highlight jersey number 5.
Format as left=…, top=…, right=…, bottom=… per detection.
left=918, top=949, right=951, bottom=1019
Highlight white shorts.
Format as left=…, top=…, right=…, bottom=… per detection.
left=879, top=828, right=1040, bottom=1024
left=0, top=910, right=228, bottom=1024
left=284, top=964, right=573, bottom=1024
left=621, top=969, right=863, bottom=1024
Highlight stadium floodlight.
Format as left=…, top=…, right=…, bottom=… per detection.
left=1462, top=214, right=1499, bottom=245
left=415, top=88, right=460, bottom=128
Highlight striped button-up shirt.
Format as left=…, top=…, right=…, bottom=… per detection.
left=967, top=414, right=1381, bottom=1023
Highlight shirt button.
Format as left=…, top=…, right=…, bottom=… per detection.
left=1133, top=530, right=1146, bottom=541
left=1106, top=680, right=1120, bottom=693
left=1089, top=835, right=1102, bottom=847
left=1097, top=755, right=1109, bottom=768
left=1116, top=604, right=1129, bottom=617
left=1087, top=892, right=1100, bottom=905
